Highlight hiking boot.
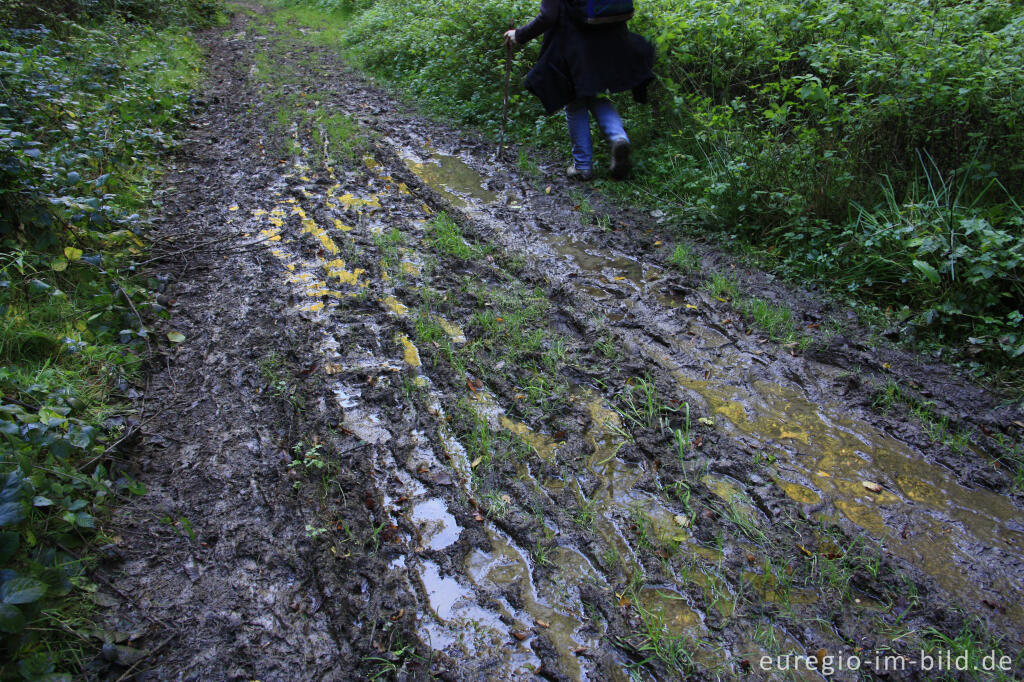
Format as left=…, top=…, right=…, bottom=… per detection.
left=609, top=138, right=631, bottom=179
left=566, top=165, right=593, bottom=181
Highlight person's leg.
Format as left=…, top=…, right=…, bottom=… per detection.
left=589, top=97, right=631, bottom=179
left=588, top=97, right=627, bottom=144
left=565, top=98, right=594, bottom=177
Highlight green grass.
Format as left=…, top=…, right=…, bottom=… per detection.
left=704, top=272, right=739, bottom=301
left=425, top=213, right=477, bottom=260
left=668, top=243, right=699, bottom=273
left=739, top=297, right=798, bottom=343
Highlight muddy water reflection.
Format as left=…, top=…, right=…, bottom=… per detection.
left=669, top=364, right=1024, bottom=626
left=402, top=152, right=497, bottom=207
left=410, top=498, right=461, bottom=551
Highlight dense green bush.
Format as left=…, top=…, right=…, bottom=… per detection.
left=1, top=12, right=206, bottom=676
left=305, top=0, right=1024, bottom=368
left=0, top=0, right=222, bottom=30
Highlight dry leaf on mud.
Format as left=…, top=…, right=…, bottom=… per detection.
left=862, top=481, right=883, bottom=493
left=467, top=377, right=483, bottom=393
left=167, top=331, right=185, bottom=343
left=673, top=514, right=690, bottom=527
left=470, top=456, right=482, bottom=468
left=536, top=619, right=550, bottom=628
left=698, top=417, right=714, bottom=427
left=512, top=632, right=528, bottom=641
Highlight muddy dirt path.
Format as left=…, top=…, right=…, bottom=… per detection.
left=93, top=6, right=1024, bottom=680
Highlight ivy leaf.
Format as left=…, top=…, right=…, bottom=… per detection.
left=0, top=603, right=25, bottom=634
left=63, top=246, right=83, bottom=261
left=0, top=576, right=47, bottom=604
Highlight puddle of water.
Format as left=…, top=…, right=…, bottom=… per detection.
left=403, top=152, right=497, bottom=207
left=775, top=477, right=821, bottom=505
left=465, top=527, right=596, bottom=680
left=539, top=234, right=647, bottom=289
left=341, top=407, right=391, bottom=445
left=419, top=560, right=499, bottom=624
left=702, top=473, right=767, bottom=530
left=663, top=361, right=1024, bottom=626
left=410, top=498, right=462, bottom=551
left=638, top=587, right=703, bottom=637
left=742, top=571, right=818, bottom=605
left=499, top=415, right=563, bottom=461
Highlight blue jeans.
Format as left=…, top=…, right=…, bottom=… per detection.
left=565, top=97, right=628, bottom=172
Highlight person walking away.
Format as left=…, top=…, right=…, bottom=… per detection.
left=504, top=0, right=654, bottom=180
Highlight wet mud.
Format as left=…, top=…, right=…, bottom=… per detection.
left=94, top=4, right=1024, bottom=680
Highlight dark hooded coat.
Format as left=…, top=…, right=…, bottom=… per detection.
left=514, top=0, right=655, bottom=114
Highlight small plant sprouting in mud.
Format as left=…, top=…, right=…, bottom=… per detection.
left=290, top=441, right=327, bottom=470
left=601, top=545, right=621, bottom=571
left=668, top=242, right=700, bottom=273
left=668, top=481, right=693, bottom=518
left=569, top=188, right=594, bottom=223
left=673, top=404, right=691, bottom=462
left=721, top=496, right=767, bottom=544
left=370, top=520, right=388, bottom=553
left=873, top=379, right=979, bottom=456
left=160, top=515, right=196, bottom=542
left=704, top=272, right=739, bottom=301
left=305, top=524, right=328, bottom=539
left=595, top=335, right=619, bottom=359
left=362, top=638, right=425, bottom=681
left=625, top=600, right=698, bottom=677
left=752, top=450, right=776, bottom=467
left=480, top=490, right=511, bottom=519
left=517, top=148, right=541, bottom=179
left=533, top=539, right=553, bottom=567
left=426, top=212, right=476, bottom=260
left=921, top=621, right=1016, bottom=682
left=741, top=297, right=798, bottom=343
left=617, top=376, right=675, bottom=434
left=259, top=351, right=303, bottom=410
left=571, top=492, right=599, bottom=528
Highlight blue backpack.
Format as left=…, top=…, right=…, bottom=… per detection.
left=570, top=0, right=635, bottom=25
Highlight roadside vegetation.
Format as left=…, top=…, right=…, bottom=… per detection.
left=0, top=0, right=220, bottom=675
left=278, top=0, right=1024, bottom=391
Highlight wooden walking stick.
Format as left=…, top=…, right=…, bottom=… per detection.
left=498, top=21, right=514, bottom=160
